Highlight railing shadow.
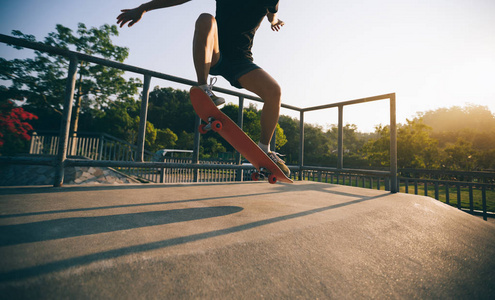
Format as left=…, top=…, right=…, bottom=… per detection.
left=0, top=189, right=389, bottom=282
left=0, top=189, right=280, bottom=219
left=0, top=207, right=243, bottom=247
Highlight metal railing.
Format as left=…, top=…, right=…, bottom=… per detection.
left=0, top=33, right=398, bottom=192
left=399, top=169, right=495, bottom=186
left=297, top=166, right=492, bottom=220
left=30, top=131, right=154, bottom=161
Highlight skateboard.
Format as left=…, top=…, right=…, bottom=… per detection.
left=189, top=86, right=293, bottom=184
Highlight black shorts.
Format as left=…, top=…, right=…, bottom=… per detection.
left=209, top=54, right=261, bottom=89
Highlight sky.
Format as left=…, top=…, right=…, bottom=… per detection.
left=1, top=0, right=494, bottom=132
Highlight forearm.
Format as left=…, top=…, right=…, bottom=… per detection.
left=267, top=12, right=284, bottom=31
left=140, top=0, right=191, bottom=12
left=267, top=12, right=278, bottom=24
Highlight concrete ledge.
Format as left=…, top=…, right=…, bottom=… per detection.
left=1, top=182, right=494, bottom=299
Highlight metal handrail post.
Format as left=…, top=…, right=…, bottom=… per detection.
left=53, top=55, right=78, bottom=187
left=29, top=132, right=37, bottom=154
left=299, top=111, right=304, bottom=181
left=390, top=94, right=398, bottom=193
left=98, top=134, right=104, bottom=160
left=270, top=127, right=276, bottom=152
left=136, top=74, right=151, bottom=162
left=337, top=105, right=344, bottom=170
left=235, top=96, right=244, bottom=181
left=192, top=115, right=201, bottom=182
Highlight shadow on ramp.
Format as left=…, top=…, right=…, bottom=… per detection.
left=0, top=206, right=243, bottom=246
left=0, top=192, right=387, bottom=282
left=1, top=182, right=494, bottom=299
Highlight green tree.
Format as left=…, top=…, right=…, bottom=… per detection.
left=201, top=137, right=226, bottom=159
left=363, top=118, right=439, bottom=169
left=147, top=87, right=196, bottom=133
left=418, top=104, right=495, bottom=170
left=278, top=115, right=300, bottom=164
left=94, top=100, right=140, bottom=143
left=152, top=128, right=178, bottom=152
left=441, top=138, right=477, bottom=171
left=304, top=123, right=332, bottom=166
left=419, top=104, right=495, bottom=134
left=0, top=23, right=141, bottom=133
left=175, top=131, right=195, bottom=150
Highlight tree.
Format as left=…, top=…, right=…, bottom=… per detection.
left=303, top=123, right=332, bottom=166
left=1, top=23, right=142, bottom=134
left=147, top=87, right=196, bottom=133
left=417, top=104, right=495, bottom=170
left=441, top=138, right=477, bottom=171
left=362, top=118, right=439, bottom=169
left=419, top=104, right=495, bottom=134
left=175, top=131, right=195, bottom=150
left=201, top=137, right=226, bottom=159
left=278, top=115, right=300, bottom=164
left=94, top=100, right=140, bottom=143
left=148, top=127, right=178, bottom=152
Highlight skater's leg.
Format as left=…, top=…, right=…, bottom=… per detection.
left=238, top=68, right=289, bottom=176
left=193, top=13, right=220, bottom=85
left=238, top=68, right=281, bottom=146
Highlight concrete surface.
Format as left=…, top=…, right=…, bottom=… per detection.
left=0, top=181, right=494, bottom=299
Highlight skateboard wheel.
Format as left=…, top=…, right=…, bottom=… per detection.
left=251, top=172, right=260, bottom=181
left=198, top=123, right=208, bottom=134
left=268, top=174, right=277, bottom=184
left=211, top=120, right=222, bottom=132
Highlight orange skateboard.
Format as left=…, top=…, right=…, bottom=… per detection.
left=190, top=86, right=293, bottom=184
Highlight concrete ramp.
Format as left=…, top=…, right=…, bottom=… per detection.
left=1, top=182, right=494, bottom=299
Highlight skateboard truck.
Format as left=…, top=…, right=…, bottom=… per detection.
left=199, top=117, right=223, bottom=134
left=251, top=168, right=277, bottom=184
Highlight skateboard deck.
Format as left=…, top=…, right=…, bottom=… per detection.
left=190, top=86, right=293, bottom=184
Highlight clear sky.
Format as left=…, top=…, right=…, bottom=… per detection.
left=1, top=0, right=494, bottom=132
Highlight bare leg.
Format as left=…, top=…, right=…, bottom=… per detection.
left=193, top=14, right=220, bottom=86
left=238, top=68, right=282, bottom=145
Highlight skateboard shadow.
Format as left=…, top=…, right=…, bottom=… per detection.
left=0, top=206, right=243, bottom=247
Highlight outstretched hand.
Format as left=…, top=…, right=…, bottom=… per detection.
left=267, top=13, right=285, bottom=32
left=270, top=19, right=285, bottom=32
left=117, top=7, right=145, bottom=28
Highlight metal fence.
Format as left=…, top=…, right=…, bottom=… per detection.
left=298, top=166, right=493, bottom=220
left=117, top=158, right=241, bottom=183
left=30, top=131, right=154, bottom=161
left=0, top=33, right=398, bottom=191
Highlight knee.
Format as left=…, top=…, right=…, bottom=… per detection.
left=195, top=13, right=216, bottom=31
left=266, top=82, right=282, bottom=104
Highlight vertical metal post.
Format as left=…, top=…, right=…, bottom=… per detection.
left=29, top=132, right=37, bottom=154
left=390, top=94, right=398, bottom=193
left=270, top=127, right=276, bottom=151
left=98, top=135, right=104, bottom=160
left=482, top=185, right=487, bottom=221
left=337, top=105, right=344, bottom=170
left=136, top=74, right=151, bottom=162
left=299, top=111, right=304, bottom=181
left=192, top=115, right=201, bottom=182
left=235, top=96, right=244, bottom=181
left=53, top=55, right=78, bottom=187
